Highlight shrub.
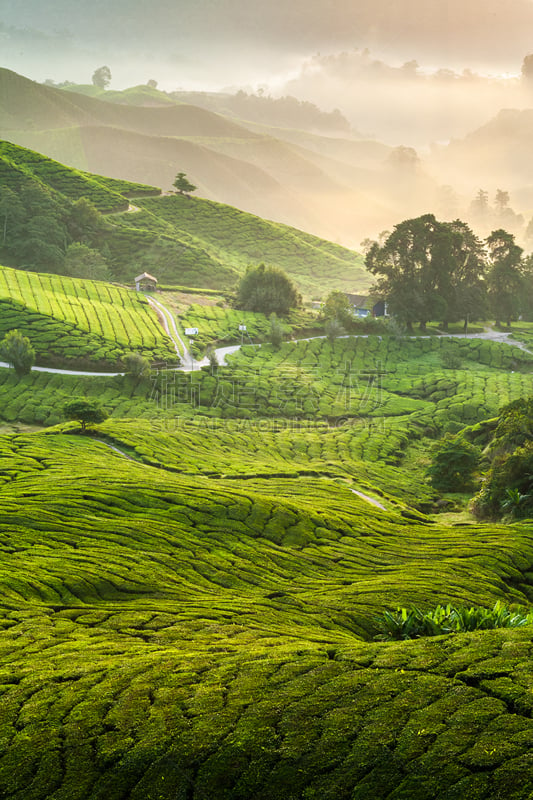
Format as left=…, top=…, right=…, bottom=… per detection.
left=236, top=264, right=301, bottom=315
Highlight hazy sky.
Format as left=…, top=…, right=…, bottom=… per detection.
left=3, top=0, right=533, bottom=88
left=2, top=0, right=533, bottom=145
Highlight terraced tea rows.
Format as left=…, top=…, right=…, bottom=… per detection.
left=0, top=430, right=532, bottom=798
left=132, top=194, right=370, bottom=295
left=0, top=141, right=130, bottom=212
left=149, top=335, right=533, bottom=428
left=0, top=265, right=177, bottom=366
left=177, top=303, right=317, bottom=351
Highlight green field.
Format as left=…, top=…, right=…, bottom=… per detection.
left=0, top=406, right=533, bottom=798
left=0, top=265, right=177, bottom=367
left=1, top=138, right=533, bottom=796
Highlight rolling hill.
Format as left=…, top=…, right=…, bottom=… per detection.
left=0, top=140, right=370, bottom=296
left=0, top=68, right=443, bottom=245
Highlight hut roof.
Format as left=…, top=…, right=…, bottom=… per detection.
left=135, top=272, right=157, bottom=283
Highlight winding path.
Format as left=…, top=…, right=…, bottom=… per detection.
left=1, top=298, right=531, bottom=378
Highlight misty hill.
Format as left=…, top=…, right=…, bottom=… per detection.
left=0, top=140, right=368, bottom=295
left=429, top=108, right=533, bottom=226
left=0, top=68, right=443, bottom=245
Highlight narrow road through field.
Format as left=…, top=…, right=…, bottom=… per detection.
left=351, top=489, right=387, bottom=510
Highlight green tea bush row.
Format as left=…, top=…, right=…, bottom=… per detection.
left=0, top=266, right=177, bottom=365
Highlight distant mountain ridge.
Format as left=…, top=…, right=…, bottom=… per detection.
left=0, top=68, right=439, bottom=245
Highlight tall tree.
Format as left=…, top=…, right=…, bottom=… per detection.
left=366, top=214, right=448, bottom=332
left=92, top=66, right=111, bottom=89
left=441, top=219, right=486, bottom=331
left=486, top=229, right=523, bottom=327
left=172, top=173, right=197, bottom=196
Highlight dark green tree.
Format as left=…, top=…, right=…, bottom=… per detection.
left=63, top=397, right=108, bottom=431
left=269, top=313, right=284, bottom=348
left=123, top=352, right=151, bottom=378
left=472, top=398, right=533, bottom=520
left=325, top=318, right=346, bottom=343
left=366, top=214, right=449, bottom=332
left=173, top=173, right=197, bottom=196
left=0, top=329, right=35, bottom=376
left=236, top=264, right=301, bottom=315
left=440, top=219, right=486, bottom=331
left=486, top=229, right=523, bottom=327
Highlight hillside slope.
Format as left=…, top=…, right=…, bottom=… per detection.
left=0, top=140, right=369, bottom=295
left=0, top=427, right=532, bottom=798
left=0, top=68, right=442, bottom=244
left=0, top=265, right=177, bottom=367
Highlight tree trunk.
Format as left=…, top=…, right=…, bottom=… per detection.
left=419, top=321, right=427, bottom=332
left=406, top=321, right=413, bottom=333
left=441, top=321, right=449, bottom=331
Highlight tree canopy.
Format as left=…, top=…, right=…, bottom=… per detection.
left=365, top=214, right=530, bottom=331
left=92, top=66, right=111, bottom=89
left=63, top=398, right=109, bottom=432
left=173, top=173, right=197, bottom=196
left=235, top=264, right=301, bottom=315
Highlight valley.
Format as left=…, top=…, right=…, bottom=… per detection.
left=0, top=92, right=532, bottom=798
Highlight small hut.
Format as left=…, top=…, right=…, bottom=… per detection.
left=135, top=272, right=158, bottom=292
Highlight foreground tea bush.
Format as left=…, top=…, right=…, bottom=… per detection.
left=0, top=431, right=533, bottom=798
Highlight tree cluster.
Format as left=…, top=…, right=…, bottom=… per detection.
left=0, top=184, right=111, bottom=279
left=365, top=214, right=532, bottom=331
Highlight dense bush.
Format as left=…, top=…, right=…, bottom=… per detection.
left=236, top=263, right=301, bottom=315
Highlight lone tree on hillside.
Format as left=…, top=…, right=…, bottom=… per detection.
left=236, top=264, right=301, bottom=315
left=63, top=397, right=108, bottom=432
left=92, top=66, right=112, bottom=89
left=0, top=329, right=35, bottom=376
left=173, top=172, right=197, bottom=196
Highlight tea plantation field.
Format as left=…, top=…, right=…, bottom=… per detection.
left=0, top=323, right=533, bottom=797
left=0, top=265, right=177, bottom=367
left=0, top=426, right=533, bottom=798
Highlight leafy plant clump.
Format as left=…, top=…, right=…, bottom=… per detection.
left=374, top=601, right=533, bottom=640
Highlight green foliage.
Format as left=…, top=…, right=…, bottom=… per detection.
left=374, top=601, right=533, bottom=640
left=472, top=397, right=533, bottom=519
left=123, top=352, right=151, bottom=379
left=269, top=312, right=284, bottom=348
left=236, top=263, right=301, bottom=315
left=321, top=290, right=354, bottom=327
left=325, top=317, right=346, bottom=343
left=366, top=214, right=486, bottom=330
left=427, top=433, right=481, bottom=492
left=0, top=328, right=35, bottom=375
left=63, top=396, right=108, bottom=430
left=486, top=229, right=524, bottom=326
left=92, top=65, right=112, bottom=89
